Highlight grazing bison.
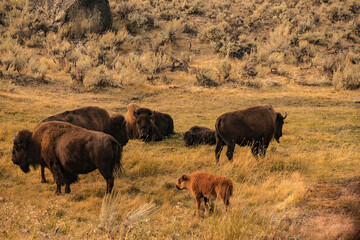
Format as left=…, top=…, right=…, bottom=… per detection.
left=34, top=106, right=127, bottom=183
left=125, top=103, right=174, bottom=142
left=12, top=121, right=122, bottom=194
left=176, top=171, right=233, bottom=217
left=183, top=126, right=216, bottom=147
left=215, top=105, right=287, bottom=162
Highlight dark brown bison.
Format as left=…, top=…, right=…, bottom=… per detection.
left=215, top=105, right=287, bottom=162
left=183, top=126, right=216, bottom=147
left=176, top=171, right=233, bottom=217
left=125, top=103, right=174, bottom=142
left=12, top=121, right=122, bottom=194
left=35, top=106, right=128, bottom=183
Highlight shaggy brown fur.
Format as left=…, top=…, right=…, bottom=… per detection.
left=125, top=103, right=174, bottom=142
left=12, top=121, right=122, bottom=194
left=35, top=106, right=128, bottom=183
left=183, top=126, right=216, bottom=146
left=176, top=171, right=233, bottom=217
left=125, top=103, right=140, bottom=139
left=215, top=105, right=287, bottom=161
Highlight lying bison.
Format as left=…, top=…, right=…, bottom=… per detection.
left=12, top=121, right=122, bottom=194
left=125, top=103, right=174, bottom=142
left=176, top=171, right=233, bottom=217
left=183, top=126, right=216, bottom=147
left=215, top=105, right=287, bottom=162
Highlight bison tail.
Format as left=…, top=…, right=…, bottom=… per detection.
left=215, top=117, right=232, bottom=147
left=112, top=139, right=123, bottom=174
left=169, top=117, right=175, bottom=135
left=224, top=182, right=233, bottom=203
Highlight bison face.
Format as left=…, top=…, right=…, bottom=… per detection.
left=176, top=175, right=188, bottom=190
left=183, top=131, right=194, bottom=147
left=274, top=112, right=287, bottom=143
left=12, top=131, right=32, bottom=173
left=135, top=114, right=154, bottom=142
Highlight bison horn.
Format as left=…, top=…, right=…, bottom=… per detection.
left=133, top=110, right=138, bottom=117
left=283, top=112, right=287, bottom=119
left=14, top=133, right=17, bottom=139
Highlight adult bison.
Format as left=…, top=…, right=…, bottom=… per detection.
left=183, top=126, right=216, bottom=147
left=215, top=105, right=287, bottom=162
left=125, top=103, right=174, bottom=142
left=35, top=106, right=128, bottom=183
left=12, top=121, right=122, bottom=194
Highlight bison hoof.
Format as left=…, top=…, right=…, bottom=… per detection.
left=41, top=179, right=47, bottom=183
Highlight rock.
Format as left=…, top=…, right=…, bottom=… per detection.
left=263, top=79, right=281, bottom=87
left=25, top=0, right=112, bottom=34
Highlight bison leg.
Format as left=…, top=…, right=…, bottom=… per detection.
left=41, top=163, right=47, bottom=183
left=98, top=165, right=115, bottom=194
left=215, top=138, right=225, bottom=163
left=106, top=177, right=114, bottom=194
left=225, top=141, right=235, bottom=162
left=56, top=184, right=61, bottom=195
left=195, top=195, right=202, bottom=217
left=65, top=184, right=71, bottom=193
left=203, top=197, right=209, bottom=216
left=258, top=141, right=269, bottom=157
left=223, top=198, right=231, bottom=212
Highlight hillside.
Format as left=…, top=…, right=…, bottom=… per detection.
left=0, top=0, right=359, bottom=90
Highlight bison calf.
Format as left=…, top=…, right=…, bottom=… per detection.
left=183, top=126, right=216, bottom=147
left=176, top=171, right=233, bottom=217
left=12, top=121, right=122, bottom=194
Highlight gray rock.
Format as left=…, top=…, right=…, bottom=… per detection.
left=25, top=0, right=112, bottom=33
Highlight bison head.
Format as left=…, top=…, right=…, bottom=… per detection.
left=110, top=115, right=129, bottom=147
left=12, top=130, right=33, bottom=173
left=176, top=175, right=188, bottom=190
left=134, top=108, right=155, bottom=142
left=183, top=131, right=194, bottom=147
left=274, top=112, right=287, bottom=143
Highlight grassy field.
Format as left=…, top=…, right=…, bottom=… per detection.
left=0, top=81, right=359, bottom=239
left=0, top=0, right=360, bottom=238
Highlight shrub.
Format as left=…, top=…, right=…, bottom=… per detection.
left=195, top=68, right=219, bottom=87
left=3, top=44, right=30, bottom=74
left=160, top=20, right=183, bottom=45
left=126, top=13, right=154, bottom=34
left=215, top=59, right=232, bottom=82
left=333, top=59, right=360, bottom=90
left=69, top=52, right=93, bottom=85
left=29, top=58, right=48, bottom=81
left=83, top=64, right=116, bottom=91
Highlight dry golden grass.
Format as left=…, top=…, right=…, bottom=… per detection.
left=0, top=81, right=359, bottom=239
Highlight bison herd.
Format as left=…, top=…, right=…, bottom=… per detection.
left=11, top=103, right=286, bottom=216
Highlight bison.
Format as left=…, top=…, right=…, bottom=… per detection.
left=215, top=105, right=287, bottom=162
left=125, top=103, right=174, bottom=142
left=176, top=171, right=233, bottom=217
left=183, top=126, right=216, bottom=147
left=12, top=121, right=122, bottom=194
left=34, top=106, right=128, bottom=183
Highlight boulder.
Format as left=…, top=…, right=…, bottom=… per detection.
left=25, top=0, right=112, bottom=33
